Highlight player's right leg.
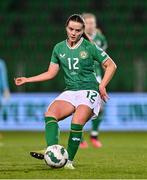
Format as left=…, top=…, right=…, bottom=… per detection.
left=30, top=149, right=45, bottom=160
left=30, top=100, right=75, bottom=160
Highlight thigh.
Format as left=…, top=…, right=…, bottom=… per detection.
left=72, top=105, right=93, bottom=125
left=45, top=100, right=75, bottom=121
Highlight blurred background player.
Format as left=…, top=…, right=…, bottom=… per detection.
left=80, top=13, right=108, bottom=148
left=0, top=58, right=10, bottom=145
left=0, top=58, right=10, bottom=99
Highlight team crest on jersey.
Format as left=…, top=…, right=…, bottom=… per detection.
left=79, top=51, right=88, bottom=59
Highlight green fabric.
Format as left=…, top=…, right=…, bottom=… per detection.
left=50, top=38, right=109, bottom=92
left=67, top=124, right=83, bottom=161
left=92, top=31, right=108, bottom=78
left=45, top=117, right=59, bottom=146
left=93, top=61, right=102, bottom=78
left=92, top=31, right=108, bottom=51
left=91, top=111, right=103, bottom=132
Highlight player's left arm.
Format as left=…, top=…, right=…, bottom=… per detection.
left=99, top=58, right=117, bottom=102
left=101, top=58, right=117, bottom=87
left=91, top=43, right=117, bottom=101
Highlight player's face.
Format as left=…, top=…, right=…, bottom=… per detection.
left=84, top=17, right=96, bottom=35
left=66, top=21, right=84, bottom=43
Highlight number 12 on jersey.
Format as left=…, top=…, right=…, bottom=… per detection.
left=67, top=58, right=79, bottom=70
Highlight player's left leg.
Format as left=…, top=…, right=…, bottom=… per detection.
left=90, top=109, right=103, bottom=148
left=65, top=105, right=92, bottom=169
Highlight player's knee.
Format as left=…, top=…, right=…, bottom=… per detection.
left=72, top=118, right=86, bottom=125
left=45, top=111, right=56, bottom=118
left=45, top=111, right=62, bottom=121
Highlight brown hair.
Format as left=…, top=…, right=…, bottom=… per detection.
left=66, top=14, right=91, bottom=41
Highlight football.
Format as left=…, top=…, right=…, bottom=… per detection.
left=44, top=145, right=68, bottom=168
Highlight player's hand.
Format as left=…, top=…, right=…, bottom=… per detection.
left=14, top=77, right=28, bottom=86
left=99, top=84, right=109, bottom=103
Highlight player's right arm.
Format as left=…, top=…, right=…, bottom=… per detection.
left=15, top=63, right=59, bottom=86
left=15, top=44, right=60, bottom=86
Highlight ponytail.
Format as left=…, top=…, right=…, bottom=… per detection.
left=82, top=32, right=91, bottom=42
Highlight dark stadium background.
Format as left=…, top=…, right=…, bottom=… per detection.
left=0, top=0, right=146, bottom=93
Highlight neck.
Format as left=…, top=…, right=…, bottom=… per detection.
left=67, top=38, right=81, bottom=47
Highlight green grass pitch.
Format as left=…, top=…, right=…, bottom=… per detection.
left=0, top=131, right=147, bottom=179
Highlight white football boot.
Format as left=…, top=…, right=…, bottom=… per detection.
left=64, top=160, right=75, bottom=170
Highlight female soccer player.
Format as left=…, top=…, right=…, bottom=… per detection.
left=80, top=13, right=108, bottom=148
left=15, top=14, right=117, bottom=169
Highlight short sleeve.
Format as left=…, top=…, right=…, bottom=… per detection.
left=50, top=45, right=60, bottom=65
left=92, top=43, right=109, bottom=64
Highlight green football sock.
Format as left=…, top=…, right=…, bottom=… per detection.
left=91, top=111, right=103, bottom=134
left=67, top=123, right=83, bottom=161
left=45, top=116, right=59, bottom=146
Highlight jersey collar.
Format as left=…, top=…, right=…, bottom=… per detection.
left=66, top=37, right=83, bottom=49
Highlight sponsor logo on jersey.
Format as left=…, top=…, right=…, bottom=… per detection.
left=72, top=137, right=81, bottom=141
left=59, top=53, right=65, bottom=58
left=79, top=51, right=88, bottom=59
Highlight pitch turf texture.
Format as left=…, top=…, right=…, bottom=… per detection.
left=0, top=131, right=147, bottom=179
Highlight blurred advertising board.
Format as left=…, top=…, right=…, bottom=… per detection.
left=0, top=93, right=147, bottom=131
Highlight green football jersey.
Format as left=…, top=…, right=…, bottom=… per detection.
left=51, top=38, right=109, bottom=92
left=91, top=30, right=108, bottom=78
left=92, top=30, right=108, bottom=51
